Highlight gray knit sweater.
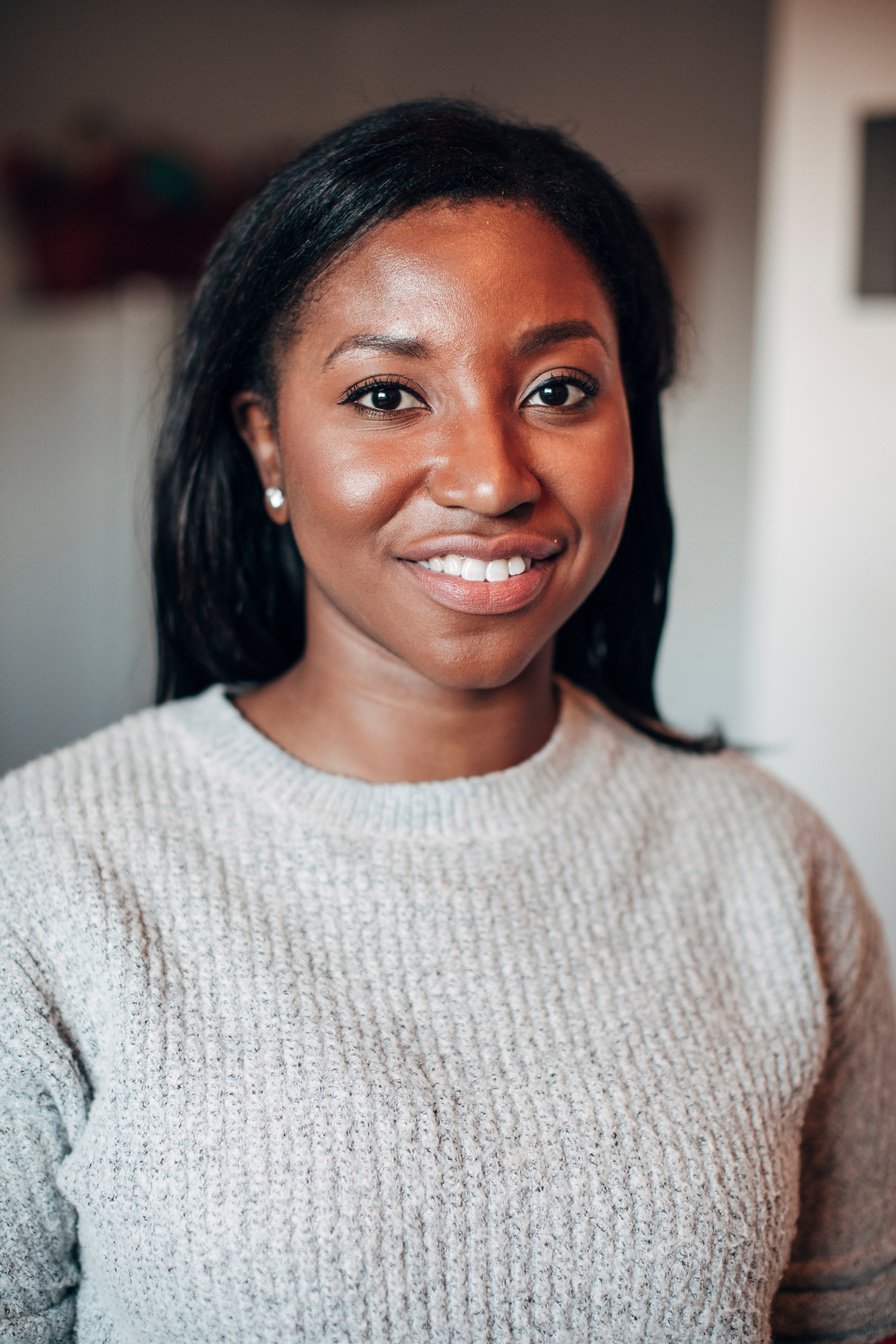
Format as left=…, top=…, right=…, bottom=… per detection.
left=1, top=677, right=894, bottom=1344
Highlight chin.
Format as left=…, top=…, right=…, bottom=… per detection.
left=405, top=634, right=551, bottom=694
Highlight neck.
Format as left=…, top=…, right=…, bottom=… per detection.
left=233, top=632, right=559, bottom=785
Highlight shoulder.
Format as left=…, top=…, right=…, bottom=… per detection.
left=1, top=698, right=187, bottom=844
left=0, top=691, right=227, bottom=932
left=567, top=680, right=883, bottom=988
left=566, top=677, right=832, bottom=853
left=572, top=688, right=891, bottom=1042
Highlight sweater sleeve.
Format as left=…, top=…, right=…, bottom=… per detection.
left=770, top=830, right=896, bottom=1344
left=0, top=924, right=89, bottom=1344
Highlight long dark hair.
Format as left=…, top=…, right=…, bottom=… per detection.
left=152, top=97, right=722, bottom=752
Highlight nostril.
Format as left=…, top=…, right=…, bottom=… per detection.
left=505, top=499, right=537, bottom=518
left=426, top=439, right=542, bottom=517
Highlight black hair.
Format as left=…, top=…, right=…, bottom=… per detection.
left=152, top=97, right=723, bottom=752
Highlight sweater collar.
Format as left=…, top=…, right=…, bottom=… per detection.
left=166, top=675, right=622, bottom=841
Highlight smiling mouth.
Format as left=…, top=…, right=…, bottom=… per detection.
left=415, top=553, right=533, bottom=583
left=399, top=554, right=556, bottom=614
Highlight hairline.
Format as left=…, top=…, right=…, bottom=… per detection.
left=260, top=191, right=619, bottom=409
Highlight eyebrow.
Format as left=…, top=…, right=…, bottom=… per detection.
left=323, top=333, right=430, bottom=368
left=322, top=319, right=610, bottom=369
left=516, top=320, right=610, bottom=357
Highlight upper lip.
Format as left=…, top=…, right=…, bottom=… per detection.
left=400, top=533, right=564, bottom=564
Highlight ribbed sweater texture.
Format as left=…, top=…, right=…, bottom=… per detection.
left=1, top=677, right=894, bottom=1344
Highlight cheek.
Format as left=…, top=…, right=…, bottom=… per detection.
left=279, top=424, right=409, bottom=551
left=559, top=425, right=634, bottom=558
left=599, top=446, right=635, bottom=543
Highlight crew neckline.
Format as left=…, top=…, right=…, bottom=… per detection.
left=166, top=675, right=620, bottom=840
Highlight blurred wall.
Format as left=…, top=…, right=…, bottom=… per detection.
left=745, top=0, right=896, bottom=949
left=0, top=0, right=769, bottom=772
left=0, top=285, right=173, bottom=768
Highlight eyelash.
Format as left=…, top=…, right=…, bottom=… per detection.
left=338, top=369, right=600, bottom=417
left=525, top=370, right=599, bottom=411
left=339, top=374, right=425, bottom=418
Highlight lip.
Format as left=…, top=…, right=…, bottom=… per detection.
left=399, top=533, right=564, bottom=564
left=400, top=554, right=557, bottom=615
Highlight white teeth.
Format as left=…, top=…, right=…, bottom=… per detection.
left=417, top=553, right=533, bottom=582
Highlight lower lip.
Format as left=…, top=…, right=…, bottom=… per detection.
left=399, top=558, right=556, bottom=615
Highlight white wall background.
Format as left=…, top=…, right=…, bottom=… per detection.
left=0, top=285, right=174, bottom=766
left=0, top=0, right=769, bottom=771
left=745, top=0, right=896, bottom=950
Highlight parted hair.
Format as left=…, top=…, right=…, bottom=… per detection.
left=152, top=97, right=722, bottom=751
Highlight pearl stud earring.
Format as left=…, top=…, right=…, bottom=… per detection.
left=264, top=486, right=285, bottom=510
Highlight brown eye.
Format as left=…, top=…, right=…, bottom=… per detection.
left=542, top=381, right=573, bottom=405
left=367, top=386, right=404, bottom=411
left=526, top=378, right=590, bottom=408
left=342, top=379, right=429, bottom=414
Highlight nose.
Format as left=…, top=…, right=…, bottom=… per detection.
left=426, top=412, right=542, bottom=516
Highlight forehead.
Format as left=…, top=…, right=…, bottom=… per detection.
left=295, top=200, right=616, bottom=354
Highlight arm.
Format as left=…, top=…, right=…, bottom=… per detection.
left=771, top=836, right=896, bottom=1344
left=0, top=929, right=89, bottom=1344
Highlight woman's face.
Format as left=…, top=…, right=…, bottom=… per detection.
left=242, top=200, right=634, bottom=692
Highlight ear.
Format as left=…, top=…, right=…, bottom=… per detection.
left=231, top=391, right=288, bottom=522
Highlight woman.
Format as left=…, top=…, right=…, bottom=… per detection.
left=1, top=99, right=894, bottom=1344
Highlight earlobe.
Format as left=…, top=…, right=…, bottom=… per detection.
left=231, top=391, right=288, bottom=522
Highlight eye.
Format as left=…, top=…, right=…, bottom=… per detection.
left=523, top=372, right=598, bottom=410
left=340, top=377, right=428, bottom=415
